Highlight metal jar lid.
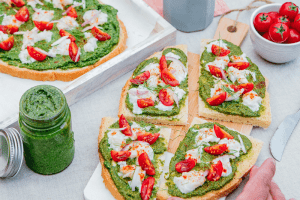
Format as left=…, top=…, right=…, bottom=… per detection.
left=0, top=128, right=23, bottom=178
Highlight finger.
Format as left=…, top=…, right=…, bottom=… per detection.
left=267, top=193, right=273, bottom=200
left=249, top=165, right=259, bottom=178
left=251, top=158, right=276, bottom=187
left=270, top=180, right=286, bottom=200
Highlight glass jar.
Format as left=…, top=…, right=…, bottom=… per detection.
left=19, top=85, right=75, bottom=175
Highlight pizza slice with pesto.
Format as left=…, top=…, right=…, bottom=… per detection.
left=198, top=39, right=271, bottom=128
left=98, top=115, right=171, bottom=200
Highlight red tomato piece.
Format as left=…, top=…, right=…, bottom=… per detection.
left=204, top=144, right=228, bottom=155
left=15, top=6, right=29, bottom=22
left=0, top=25, right=19, bottom=34
left=293, top=14, right=300, bottom=33
left=27, top=46, right=47, bottom=61
left=59, top=29, right=76, bottom=42
left=287, top=29, right=300, bottom=43
left=159, top=55, right=168, bottom=71
left=273, top=16, right=291, bottom=27
left=0, top=36, right=14, bottom=51
left=91, top=26, right=111, bottom=41
left=279, top=2, right=299, bottom=21
left=159, top=88, right=174, bottom=106
left=269, top=23, right=289, bottom=43
left=119, top=114, right=132, bottom=136
left=214, top=124, right=234, bottom=139
left=69, top=41, right=80, bottom=62
left=228, top=62, right=250, bottom=70
left=137, top=132, right=160, bottom=145
left=161, top=68, right=179, bottom=86
left=33, top=21, right=53, bottom=31
left=175, top=158, right=196, bottom=173
left=238, top=83, right=254, bottom=94
left=208, top=65, right=224, bottom=79
left=137, top=98, right=154, bottom=108
left=253, top=12, right=272, bottom=33
left=207, top=160, right=223, bottom=182
left=67, top=6, right=78, bottom=18
left=206, top=92, right=226, bottom=106
left=267, top=11, right=279, bottom=22
left=138, top=152, right=155, bottom=175
left=262, top=32, right=272, bottom=41
left=141, top=177, right=155, bottom=200
left=211, top=44, right=230, bottom=56
left=130, top=71, right=150, bottom=85
left=11, top=0, right=25, bottom=7
left=111, top=150, right=131, bottom=162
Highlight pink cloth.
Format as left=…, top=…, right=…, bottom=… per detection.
left=143, top=0, right=230, bottom=17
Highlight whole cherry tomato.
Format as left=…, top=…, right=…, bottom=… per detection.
left=67, top=6, right=78, bottom=18
left=141, top=177, right=155, bottom=200
left=69, top=41, right=80, bottom=62
left=159, top=55, right=168, bottom=71
left=59, top=29, right=76, bottom=42
left=33, top=21, right=53, bottom=31
left=267, top=11, right=279, bottom=21
left=206, top=92, right=226, bottom=106
left=208, top=65, right=224, bottom=79
left=111, top=150, right=131, bottom=162
left=293, top=14, right=300, bottom=33
left=204, top=144, right=228, bottom=155
left=119, top=114, right=132, bottom=136
left=287, top=29, right=300, bottom=43
left=27, top=46, right=47, bottom=61
left=231, top=83, right=254, bottom=94
left=0, top=25, right=19, bottom=34
left=253, top=12, right=272, bottom=33
left=175, top=158, right=196, bottom=173
left=137, top=132, right=160, bottom=145
left=211, top=44, right=230, bottom=56
left=0, top=36, right=14, bottom=51
left=207, top=161, right=223, bottom=182
left=279, top=2, right=299, bottom=21
left=214, top=124, right=234, bottom=139
left=159, top=89, right=174, bottom=106
left=161, top=68, right=179, bottom=86
left=273, top=16, right=291, bottom=27
left=15, top=6, right=29, bottom=22
left=269, top=23, right=290, bottom=43
left=137, top=98, right=154, bottom=108
left=130, top=71, right=150, bottom=85
left=11, top=0, right=25, bottom=7
left=227, top=62, right=250, bottom=70
left=262, top=32, right=273, bottom=41
left=91, top=26, right=111, bottom=41
left=138, top=152, right=155, bottom=175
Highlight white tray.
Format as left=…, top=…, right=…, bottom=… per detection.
left=0, top=0, right=176, bottom=129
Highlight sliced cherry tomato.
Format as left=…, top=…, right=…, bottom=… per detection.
left=59, top=29, right=76, bottom=42
left=0, top=36, right=14, bottom=51
left=130, top=71, right=150, bottom=85
left=137, top=132, right=160, bottom=145
left=119, top=114, right=132, bottom=136
left=11, top=0, right=25, bottom=7
left=175, top=158, right=196, bottom=173
left=211, top=44, right=230, bottom=56
left=91, top=26, right=111, bottom=41
left=279, top=2, right=299, bottom=21
left=33, top=21, right=53, bottom=31
left=159, top=88, right=174, bottom=106
left=287, top=29, right=300, bottom=43
left=269, top=23, right=289, bottom=43
left=238, top=83, right=254, bottom=94
left=207, top=160, right=223, bottom=181
left=15, top=6, right=29, bottom=22
left=111, top=150, right=131, bottom=162
left=138, top=152, right=155, bottom=175
left=137, top=98, right=154, bottom=108
left=273, top=16, right=291, bottom=27
left=214, top=124, right=234, bottom=139
left=0, top=25, right=19, bottom=34
left=161, top=68, right=179, bottom=86
left=67, top=6, right=78, bottom=18
left=27, top=46, right=47, bottom=61
left=141, top=177, right=155, bottom=200
left=267, top=11, right=279, bottom=22
left=159, top=55, right=168, bottom=71
left=293, top=14, right=300, bottom=33
left=206, top=92, right=226, bottom=106
left=69, top=41, right=80, bottom=62
left=204, top=144, right=228, bottom=155
left=228, top=62, right=250, bottom=70
left=253, top=13, right=272, bottom=33
left=208, top=65, right=224, bottom=78
left=262, top=32, right=272, bottom=41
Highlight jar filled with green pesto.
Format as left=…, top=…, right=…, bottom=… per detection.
left=19, top=85, right=75, bottom=175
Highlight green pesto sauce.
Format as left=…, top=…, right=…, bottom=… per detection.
left=0, top=0, right=120, bottom=70
left=167, top=122, right=252, bottom=198
left=125, top=48, right=189, bottom=117
left=99, top=120, right=167, bottom=200
left=199, top=39, right=266, bottom=117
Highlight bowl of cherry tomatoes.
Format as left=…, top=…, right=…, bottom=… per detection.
left=250, top=2, right=300, bottom=63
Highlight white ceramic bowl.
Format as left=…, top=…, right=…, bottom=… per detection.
left=250, top=3, right=300, bottom=63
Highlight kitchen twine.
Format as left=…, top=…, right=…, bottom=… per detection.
left=219, top=0, right=274, bottom=32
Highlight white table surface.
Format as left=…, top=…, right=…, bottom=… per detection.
left=1, top=0, right=300, bottom=199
